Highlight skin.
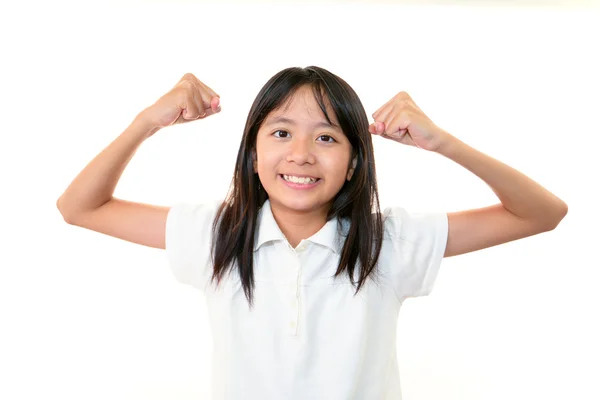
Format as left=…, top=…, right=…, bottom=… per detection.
left=252, top=85, right=357, bottom=248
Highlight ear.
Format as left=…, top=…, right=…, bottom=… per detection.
left=252, top=150, right=257, bottom=173
left=346, top=156, right=357, bottom=181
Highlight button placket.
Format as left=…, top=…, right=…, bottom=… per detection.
left=288, top=250, right=302, bottom=336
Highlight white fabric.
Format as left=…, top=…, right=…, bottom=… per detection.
left=165, top=198, right=448, bottom=400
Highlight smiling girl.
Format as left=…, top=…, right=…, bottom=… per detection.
left=57, top=66, right=568, bottom=400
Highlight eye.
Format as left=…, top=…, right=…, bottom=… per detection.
left=318, top=135, right=336, bottom=143
left=273, top=130, right=290, bottom=138
left=272, top=130, right=336, bottom=143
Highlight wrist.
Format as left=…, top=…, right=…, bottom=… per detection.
left=435, top=132, right=463, bottom=157
left=132, top=111, right=162, bottom=139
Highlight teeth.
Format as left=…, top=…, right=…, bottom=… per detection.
left=283, top=175, right=317, bottom=184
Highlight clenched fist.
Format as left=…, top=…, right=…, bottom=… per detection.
left=139, top=73, right=221, bottom=132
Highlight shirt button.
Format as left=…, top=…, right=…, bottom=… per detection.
left=297, top=243, right=306, bottom=251
left=289, top=320, right=296, bottom=329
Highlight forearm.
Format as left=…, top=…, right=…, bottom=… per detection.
left=57, top=113, right=160, bottom=218
left=437, top=134, right=568, bottom=227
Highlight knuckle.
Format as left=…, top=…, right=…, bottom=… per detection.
left=397, top=91, right=413, bottom=103
left=397, top=99, right=409, bottom=108
left=177, top=89, right=194, bottom=105
left=181, top=80, right=197, bottom=94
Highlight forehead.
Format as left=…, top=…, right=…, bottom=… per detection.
left=264, top=86, right=340, bottom=129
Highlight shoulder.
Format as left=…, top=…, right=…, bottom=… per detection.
left=166, top=199, right=225, bottom=244
left=378, top=206, right=449, bottom=299
left=168, top=199, right=224, bottom=220
left=165, top=199, right=226, bottom=290
left=380, top=205, right=448, bottom=243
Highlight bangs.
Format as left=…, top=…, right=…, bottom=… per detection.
left=275, top=82, right=342, bottom=135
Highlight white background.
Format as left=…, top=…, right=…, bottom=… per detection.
left=1, top=1, right=598, bottom=399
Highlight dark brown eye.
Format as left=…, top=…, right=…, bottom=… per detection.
left=318, top=135, right=336, bottom=143
left=273, top=130, right=290, bottom=138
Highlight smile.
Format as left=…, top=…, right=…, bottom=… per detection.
left=279, top=174, right=321, bottom=189
left=282, top=174, right=319, bottom=184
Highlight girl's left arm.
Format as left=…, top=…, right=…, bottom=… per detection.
left=369, top=91, right=568, bottom=258
left=435, top=136, right=567, bottom=258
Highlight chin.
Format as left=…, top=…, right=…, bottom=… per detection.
left=268, top=193, right=328, bottom=213
left=262, top=176, right=339, bottom=212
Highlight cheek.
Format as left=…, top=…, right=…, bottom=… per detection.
left=323, top=155, right=350, bottom=181
left=256, top=150, right=278, bottom=176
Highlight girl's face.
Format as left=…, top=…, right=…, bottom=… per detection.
left=253, top=85, right=356, bottom=215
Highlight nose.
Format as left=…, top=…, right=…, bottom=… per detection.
left=286, top=136, right=315, bottom=165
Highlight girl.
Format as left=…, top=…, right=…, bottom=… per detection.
left=57, top=66, right=568, bottom=399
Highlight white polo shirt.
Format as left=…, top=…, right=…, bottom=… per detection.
left=166, top=198, right=448, bottom=400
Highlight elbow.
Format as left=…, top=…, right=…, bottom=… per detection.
left=56, top=197, right=75, bottom=225
left=56, top=197, right=65, bottom=219
left=558, top=202, right=568, bottom=224
left=555, top=201, right=568, bottom=226
left=544, top=202, right=568, bottom=231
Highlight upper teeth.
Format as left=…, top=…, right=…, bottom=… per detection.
left=283, top=175, right=317, bottom=184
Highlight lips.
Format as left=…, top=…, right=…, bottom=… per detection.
left=280, top=174, right=320, bottom=180
left=279, top=174, right=321, bottom=189
left=279, top=174, right=321, bottom=184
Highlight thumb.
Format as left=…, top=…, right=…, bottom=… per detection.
left=369, top=121, right=380, bottom=134
left=211, top=96, right=221, bottom=113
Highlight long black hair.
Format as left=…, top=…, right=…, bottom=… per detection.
left=210, top=66, right=384, bottom=309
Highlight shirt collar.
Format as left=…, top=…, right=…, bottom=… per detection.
left=254, top=199, right=348, bottom=254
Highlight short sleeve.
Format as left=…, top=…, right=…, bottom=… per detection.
left=381, top=207, right=449, bottom=300
left=165, top=200, right=222, bottom=292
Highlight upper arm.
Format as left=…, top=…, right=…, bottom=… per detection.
left=62, top=197, right=170, bottom=250
left=444, top=203, right=553, bottom=258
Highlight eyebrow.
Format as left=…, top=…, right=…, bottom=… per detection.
left=265, top=116, right=339, bottom=130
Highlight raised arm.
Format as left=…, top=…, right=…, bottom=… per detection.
left=369, top=91, right=567, bottom=258
left=56, top=73, right=221, bottom=249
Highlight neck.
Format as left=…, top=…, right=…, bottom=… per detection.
left=268, top=199, right=330, bottom=248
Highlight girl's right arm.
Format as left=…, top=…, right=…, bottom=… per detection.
left=56, top=73, right=221, bottom=250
